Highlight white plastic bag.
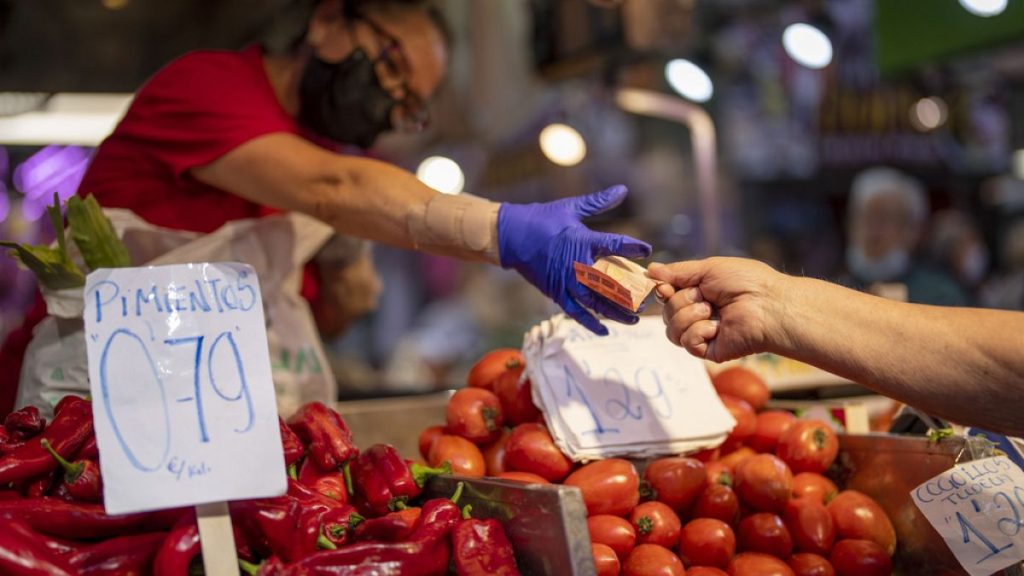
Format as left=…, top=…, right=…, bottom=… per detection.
left=16, top=209, right=336, bottom=418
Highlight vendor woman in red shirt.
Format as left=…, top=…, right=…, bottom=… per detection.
left=0, top=0, right=650, bottom=415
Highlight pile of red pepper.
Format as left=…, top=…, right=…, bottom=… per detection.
left=0, top=398, right=522, bottom=575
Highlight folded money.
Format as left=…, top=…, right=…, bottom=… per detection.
left=573, top=256, right=659, bottom=312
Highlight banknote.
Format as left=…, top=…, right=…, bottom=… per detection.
left=573, top=256, right=659, bottom=312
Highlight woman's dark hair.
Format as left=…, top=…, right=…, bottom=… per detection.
left=262, top=0, right=451, bottom=55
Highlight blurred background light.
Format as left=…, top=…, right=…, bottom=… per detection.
left=1013, top=149, right=1024, bottom=180
left=910, top=96, right=949, bottom=131
left=958, top=0, right=1008, bottom=17
left=101, top=0, right=130, bottom=10
left=782, top=23, right=833, bottom=69
left=539, top=123, right=587, bottom=167
left=13, top=145, right=91, bottom=221
left=0, top=93, right=132, bottom=146
left=665, top=59, right=714, bottom=103
left=415, top=155, right=465, bottom=195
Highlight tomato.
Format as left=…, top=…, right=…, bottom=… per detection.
left=467, top=348, right=524, bottom=390
left=644, top=457, right=706, bottom=513
left=706, top=462, right=734, bottom=486
left=483, top=428, right=511, bottom=475
left=776, top=420, right=839, bottom=474
left=687, top=568, right=729, bottom=576
left=720, top=395, right=757, bottom=452
left=691, top=447, right=721, bottom=463
left=828, top=539, right=891, bottom=576
left=495, top=471, right=550, bottom=484
left=493, top=366, right=542, bottom=425
left=737, top=513, right=792, bottom=558
left=593, top=543, right=622, bottom=576
left=504, top=423, right=573, bottom=482
left=719, top=447, right=757, bottom=471
left=630, top=501, right=682, bottom=548
left=693, top=483, right=741, bottom=526
left=589, top=514, right=637, bottom=561
left=565, top=458, right=640, bottom=517
left=787, top=553, right=835, bottom=576
left=783, top=498, right=834, bottom=556
left=826, top=491, right=896, bottom=556
left=749, top=411, right=797, bottom=454
left=733, top=454, right=793, bottom=513
left=427, top=435, right=486, bottom=477
left=418, top=425, right=446, bottom=461
left=791, top=473, right=838, bottom=505
left=622, top=544, right=685, bottom=576
left=728, top=552, right=796, bottom=576
left=678, top=518, right=736, bottom=569
left=446, top=388, right=504, bottom=445
left=713, top=366, right=770, bottom=411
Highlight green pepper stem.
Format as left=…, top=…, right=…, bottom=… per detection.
left=451, top=481, right=465, bottom=505
left=40, top=439, right=83, bottom=481
left=317, top=533, right=338, bottom=550
left=287, top=463, right=298, bottom=480
left=343, top=462, right=354, bottom=496
left=461, top=504, right=473, bottom=520
left=410, top=461, right=451, bottom=488
left=238, top=558, right=260, bottom=576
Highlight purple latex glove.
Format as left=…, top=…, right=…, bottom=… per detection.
left=498, top=185, right=652, bottom=335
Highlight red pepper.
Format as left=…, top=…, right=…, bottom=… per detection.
left=285, top=497, right=461, bottom=575
left=41, top=438, right=103, bottom=502
left=19, top=469, right=58, bottom=498
left=153, top=516, right=199, bottom=576
left=77, top=434, right=99, bottom=461
left=287, top=477, right=344, bottom=510
left=0, top=517, right=77, bottom=576
left=452, top=505, right=521, bottom=576
left=231, top=495, right=325, bottom=563
left=0, top=396, right=93, bottom=485
left=352, top=506, right=421, bottom=542
left=350, top=443, right=449, bottom=516
left=53, top=395, right=83, bottom=418
left=279, top=418, right=305, bottom=467
left=5, top=405, right=46, bottom=441
left=297, top=458, right=349, bottom=503
left=0, top=427, right=22, bottom=456
left=0, top=498, right=186, bottom=539
left=318, top=504, right=363, bottom=548
left=286, top=402, right=358, bottom=471
left=67, top=532, right=165, bottom=575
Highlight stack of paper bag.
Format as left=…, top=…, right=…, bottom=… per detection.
left=523, top=314, right=736, bottom=461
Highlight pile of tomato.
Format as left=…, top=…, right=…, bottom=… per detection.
left=417, top=351, right=899, bottom=576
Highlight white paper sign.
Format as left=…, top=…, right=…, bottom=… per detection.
left=911, top=456, right=1024, bottom=576
left=524, top=315, right=735, bottom=460
left=84, top=263, right=287, bottom=514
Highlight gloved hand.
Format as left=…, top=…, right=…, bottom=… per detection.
left=498, top=185, right=652, bottom=335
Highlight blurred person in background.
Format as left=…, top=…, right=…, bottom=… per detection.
left=981, top=218, right=1024, bottom=310
left=0, top=0, right=649, bottom=415
left=926, top=209, right=990, bottom=301
left=649, top=257, right=1024, bottom=436
left=837, top=167, right=968, bottom=306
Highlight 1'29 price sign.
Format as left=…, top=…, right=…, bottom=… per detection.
left=85, top=263, right=286, bottom=515
left=912, top=455, right=1024, bottom=576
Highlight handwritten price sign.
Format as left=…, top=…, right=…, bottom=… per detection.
left=85, top=263, right=286, bottom=515
left=912, top=456, right=1024, bottom=576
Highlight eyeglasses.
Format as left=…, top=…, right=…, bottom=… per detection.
left=356, top=15, right=430, bottom=133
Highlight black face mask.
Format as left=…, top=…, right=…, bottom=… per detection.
left=298, top=49, right=397, bottom=149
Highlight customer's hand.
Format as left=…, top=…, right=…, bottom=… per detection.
left=498, top=186, right=651, bottom=335
left=648, top=257, right=786, bottom=362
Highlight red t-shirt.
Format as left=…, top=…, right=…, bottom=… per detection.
left=81, top=45, right=298, bottom=232
left=1, top=46, right=320, bottom=416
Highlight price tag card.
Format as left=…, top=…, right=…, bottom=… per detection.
left=911, top=456, right=1024, bottom=576
left=85, top=263, right=286, bottom=514
left=524, top=315, right=735, bottom=460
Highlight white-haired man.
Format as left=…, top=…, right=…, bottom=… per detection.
left=838, top=167, right=968, bottom=306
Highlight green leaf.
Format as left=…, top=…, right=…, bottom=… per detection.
left=48, top=192, right=68, bottom=256
left=0, top=241, right=85, bottom=290
left=66, top=194, right=130, bottom=270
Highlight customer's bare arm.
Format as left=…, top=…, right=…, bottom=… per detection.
left=649, top=258, right=1024, bottom=435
